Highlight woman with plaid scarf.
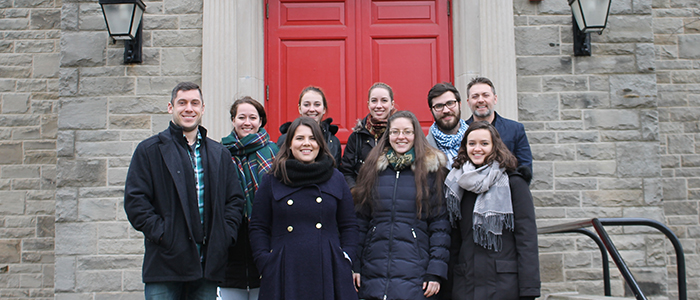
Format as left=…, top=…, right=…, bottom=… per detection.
left=220, top=97, right=278, bottom=300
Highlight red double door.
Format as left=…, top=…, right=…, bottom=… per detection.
left=265, top=0, right=453, bottom=143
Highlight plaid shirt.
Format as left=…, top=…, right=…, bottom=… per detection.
left=186, top=132, right=205, bottom=256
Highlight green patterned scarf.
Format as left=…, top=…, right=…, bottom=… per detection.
left=386, top=147, right=415, bottom=171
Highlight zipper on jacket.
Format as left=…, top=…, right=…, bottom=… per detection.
left=411, top=228, right=417, bottom=239
left=383, top=170, right=400, bottom=300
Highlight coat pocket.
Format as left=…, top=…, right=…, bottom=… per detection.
left=495, top=260, right=518, bottom=273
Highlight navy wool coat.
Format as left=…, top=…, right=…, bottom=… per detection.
left=124, top=122, right=244, bottom=282
left=450, top=169, right=540, bottom=300
left=355, top=148, right=450, bottom=300
left=249, top=170, right=359, bottom=300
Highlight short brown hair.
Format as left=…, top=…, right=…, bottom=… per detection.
left=171, top=82, right=202, bottom=104
left=230, top=96, right=267, bottom=128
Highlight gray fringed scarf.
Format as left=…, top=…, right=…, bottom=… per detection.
left=445, top=161, right=513, bottom=252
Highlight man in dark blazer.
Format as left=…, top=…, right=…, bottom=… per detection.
left=124, top=82, right=244, bottom=299
left=465, top=77, right=533, bottom=174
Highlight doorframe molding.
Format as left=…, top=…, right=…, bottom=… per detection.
left=202, top=0, right=518, bottom=140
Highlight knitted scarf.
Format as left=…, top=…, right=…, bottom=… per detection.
left=222, top=128, right=278, bottom=218
left=284, top=153, right=335, bottom=187
left=364, top=109, right=397, bottom=140
left=429, top=119, right=468, bottom=165
left=386, top=148, right=415, bottom=171
left=445, top=161, right=513, bottom=252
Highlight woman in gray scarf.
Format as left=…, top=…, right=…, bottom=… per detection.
left=444, top=121, right=540, bottom=300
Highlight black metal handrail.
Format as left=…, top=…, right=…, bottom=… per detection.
left=538, top=217, right=686, bottom=300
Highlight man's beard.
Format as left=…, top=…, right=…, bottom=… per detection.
left=436, top=112, right=460, bottom=132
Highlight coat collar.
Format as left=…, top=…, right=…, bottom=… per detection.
left=270, top=173, right=343, bottom=201
left=376, top=147, right=446, bottom=173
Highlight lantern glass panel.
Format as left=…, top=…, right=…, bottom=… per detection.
left=103, top=3, right=135, bottom=38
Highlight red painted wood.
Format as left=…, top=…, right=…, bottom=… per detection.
left=266, top=0, right=452, bottom=142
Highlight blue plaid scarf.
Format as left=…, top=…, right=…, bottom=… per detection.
left=429, top=119, right=467, bottom=165
left=222, top=128, right=278, bottom=218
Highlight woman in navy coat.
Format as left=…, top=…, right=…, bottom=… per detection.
left=352, top=111, right=450, bottom=300
left=249, top=117, right=359, bottom=300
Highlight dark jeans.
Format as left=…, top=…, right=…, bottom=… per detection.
left=145, top=278, right=217, bottom=300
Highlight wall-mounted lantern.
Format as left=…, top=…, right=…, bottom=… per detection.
left=569, top=0, right=612, bottom=56
left=99, top=0, right=146, bottom=64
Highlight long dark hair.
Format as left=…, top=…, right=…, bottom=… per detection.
left=452, top=121, right=517, bottom=171
left=270, top=117, right=334, bottom=184
left=352, top=110, right=445, bottom=217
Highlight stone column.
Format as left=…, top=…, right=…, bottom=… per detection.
left=202, top=0, right=265, bottom=140
left=453, top=0, right=518, bottom=120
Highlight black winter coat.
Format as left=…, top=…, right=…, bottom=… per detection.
left=339, top=115, right=377, bottom=188
left=278, top=118, right=342, bottom=166
left=449, top=168, right=540, bottom=300
left=124, top=122, right=245, bottom=283
left=355, top=148, right=450, bottom=300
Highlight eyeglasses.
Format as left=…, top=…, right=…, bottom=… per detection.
left=388, top=129, right=414, bottom=137
left=431, top=100, right=458, bottom=111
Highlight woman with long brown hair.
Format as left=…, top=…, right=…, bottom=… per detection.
left=445, top=121, right=540, bottom=300
left=352, top=110, right=450, bottom=300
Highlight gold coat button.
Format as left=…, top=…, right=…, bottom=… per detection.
left=316, top=197, right=322, bottom=203
left=316, top=223, right=322, bottom=229
left=287, top=226, right=293, bottom=232
left=287, top=199, right=294, bottom=206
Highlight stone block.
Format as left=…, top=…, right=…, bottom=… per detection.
left=636, top=44, right=656, bottom=73
left=0, top=18, right=30, bottom=30
left=671, top=70, right=700, bottom=84
left=574, top=55, right=636, bottom=74
left=582, top=190, right=645, bottom=207
left=164, top=0, right=203, bottom=14
left=2, top=93, right=32, bottom=114
left=567, top=207, right=622, bottom=218
left=517, top=76, right=541, bottom=93
left=560, top=110, right=581, bottom=120
left=633, top=0, right=653, bottom=13
left=546, top=121, right=583, bottom=130
left=577, top=143, right=615, bottom=160
left=17, top=79, right=48, bottom=93
left=55, top=222, right=96, bottom=255
left=517, top=56, right=572, bottom=75
left=77, top=255, right=141, bottom=270
left=528, top=16, right=570, bottom=26
left=13, top=178, right=41, bottom=190
left=109, top=115, right=150, bottom=130
left=664, top=200, right=698, bottom=216
left=56, top=158, right=106, bottom=188
left=566, top=269, right=604, bottom=281
left=555, top=178, right=597, bottom=190
left=12, top=127, right=41, bottom=140
left=616, top=142, right=660, bottom=177
left=609, top=74, right=657, bottom=108
left=539, top=253, right=564, bottom=282
left=668, top=134, right=695, bottom=154
left=143, top=16, right=178, bottom=30
left=75, top=130, right=120, bottom=142
left=152, top=30, right=202, bottom=47
left=136, top=77, right=201, bottom=96
left=78, top=77, right=134, bottom=96
left=78, top=187, right=124, bottom=198
left=0, top=239, right=21, bottom=263
left=557, top=131, right=599, bottom=143
left=653, top=17, right=684, bottom=34
left=79, top=66, right=126, bottom=78
left=560, top=92, right=610, bottom=109
left=0, top=66, right=32, bottom=78
left=75, top=270, right=121, bottom=292
left=108, top=167, right=127, bottom=186
left=78, top=4, right=107, bottom=31
left=0, top=40, right=14, bottom=53
left=686, top=17, right=700, bottom=33
left=679, top=35, right=700, bottom=59
left=532, top=162, right=553, bottom=190
left=584, top=110, right=640, bottom=130
left=109, top=157, right=133, bottom=168
left=531, top=144, right=576, bottom=161
left=57, top=130, right=75, bottom=158
left=599, top=178, right=642, bottom=190
left=598, top=16, right=653, bottom=43
left=0, top=142, right=23, bottom=164
left=2, top=165, right=41, bottom=178
left=30, top=9, right=60, bottom=30
left=656, top=60, right=692, bottom=71
left=122, top=271, right=144, bottom=292
left=668, top=107, right=700, bottom=122
left=109, top=96, right=169, bottom=115
left=682, top=155, right=700, bottom=167
left=180, top=14, right=203, bottom=29
left=532, top=191, right=580, bottom=206
left=162, top=48, right=202, bottom=76
left=0, top=115, right=41, bottom=127
left=554, top=161, right=616, bottom=177
left=152, top=113, right=173, bottom=134
left=543, top=76, right=588, bottom=92
left=60, top=32, right=106, bottom=67
left=75, top=141, right=133, bottom=157
left=518, top=93, right=559, bottom=121
left=515, top=26, right=560, bottom=56
left=535, top=207, right=566, bottom=218
left=78, top=198, right=117, bottom=221
left=58, top=97, right=107, bottom=130
left=98, top=223, right=129, bottom=239
left=120, top=130, right=152, bottom=141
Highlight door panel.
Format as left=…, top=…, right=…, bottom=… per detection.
left=266, top=0, right=451, bottom=142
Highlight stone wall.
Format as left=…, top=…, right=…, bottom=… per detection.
left=55, top=0, right=203, bottom=298
left=0, top=0, right=59, bottom=298
left=653, top=0, right=700, bottom=298
left=515, top=0, right=699, bottom=299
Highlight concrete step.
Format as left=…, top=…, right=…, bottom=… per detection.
left=545, top=292, right=669, bottom=300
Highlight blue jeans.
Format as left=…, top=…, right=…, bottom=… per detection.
left=145, top=278, right=217, bottom=300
